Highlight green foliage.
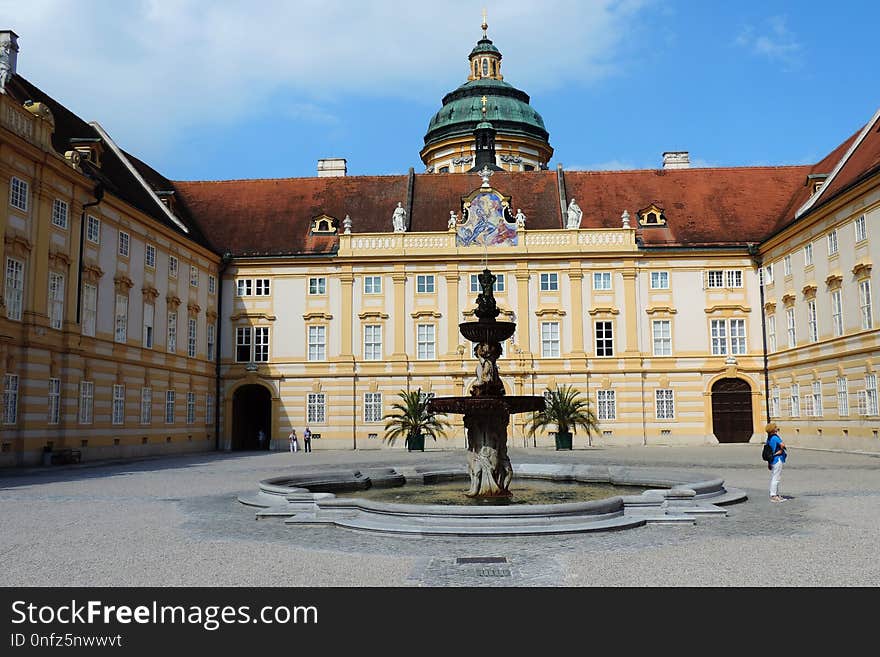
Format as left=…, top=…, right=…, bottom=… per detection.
left=383, top=389, right=450, bottom=446
left=526, top=384, right=599, bottom=443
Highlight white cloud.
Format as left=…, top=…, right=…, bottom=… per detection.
left=735, top=16, right=802, bottom=70
left=1, top=0, right=654, bottom=157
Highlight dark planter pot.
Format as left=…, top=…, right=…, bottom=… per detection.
left=407, top=433, right=425, bottom=452
left=555, top=431, right=573, bottom=450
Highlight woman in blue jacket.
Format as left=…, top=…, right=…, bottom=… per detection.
left=765, top=422, right=787, bottom=502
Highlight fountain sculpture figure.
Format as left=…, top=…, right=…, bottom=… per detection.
left=428, top=268, right=544, bottom=497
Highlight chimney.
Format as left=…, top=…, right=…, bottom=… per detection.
left=317, top=158, right=347, bottom=177
left=0, top=30, right=20, bottom=94
left=662, top=151, right=690, bottom=169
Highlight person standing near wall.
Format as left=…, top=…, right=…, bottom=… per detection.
left=303, top=427, right=312, bottom=453
left=288, top=428, right=298, bottom=453
left=765, top=422, right=787, bottom=502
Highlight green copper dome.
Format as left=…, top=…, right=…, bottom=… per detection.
left=469, top=37, right=500, bottom=57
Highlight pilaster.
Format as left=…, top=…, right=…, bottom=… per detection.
left=621, top=266, right=639, bottom=356
left=444, top=267, right=460, bottom=356
left=568, top=268, right=586, bottom=356
left=390, top=266, right=407, bottom=361
left=514, top=266, right=531, bottom=356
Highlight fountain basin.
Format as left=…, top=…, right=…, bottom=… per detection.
left=428, top=395, right=545, bottom=415
left=458, top=320, right=516, bottom=344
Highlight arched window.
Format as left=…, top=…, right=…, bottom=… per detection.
left=491, top=60, right=496, bottom=76
left=482, top=58, right=488, bottom=76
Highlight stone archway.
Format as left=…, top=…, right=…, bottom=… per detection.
left=711, top=378, right=753, bottom=443
left=231, top=384, right=272, bottom=450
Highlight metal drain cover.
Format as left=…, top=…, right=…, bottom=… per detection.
left=477, top=568, right=511, bottom=577
left=456, top=557, right=507, bottom=564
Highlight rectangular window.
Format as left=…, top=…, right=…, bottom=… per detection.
left=308, top=277, right=326, bottom=295
left=541, top=321, right=560, bottom=358
left=144, top=244, right=156, bottom=269
left=855, top=214, right=867, bottom=242
left=770, top=386, right=780, bottom=419
left=811, top=381, right=823, bottom=417
left=783, top=255, right=792, bottom=277
left=118, top=231, right=130, bottom=257
left=189, top=265, right=199, bottom=288
left=236, top=279, right=252, bottom=296
left=168, top=255, right=178, bottom=279
left=364, top=392, right=382, bottom=423
left=3, top=374, right=18, bottom=425
left=112, top=384, right=125, bottom=425
left=593, top=271, right=612, bottom=290
left=364, top=276, right=382, bottom=294
left=9, top=176, right=28, bottom=211
left=655, top=389, right=674, bottom=420
left=767, top=315, right=777, bottom=352
left=652, top=319, right=672, bottom=356
left=208, top=275, right=216, bottom=295
left=140, top=387, right=152, bottom=425
left=730, top=318, right=747, bottom=354
left=416, top=274, right=435, bottom=293
left=650, top=271, right=669, bottom=289
left=595, top=321, right=614, bottom=357
left=831, top=290, right=844, bottom=337
left=597, top=389, right=616, bottom=421
left=417, top=324, right=436, bottom=360
left=707, top=270, right=725, bottom=288
left=827, top=229, right=839, bottom=255
left=761, top=265, right=773, bottom=286
left=470, top=273, right=504, bottom=292
left=48, top=378, right=61, bottom=425
left=114, top=294, right=128, bottom=343
left=710, top=319, right=728, bottom=355
left=308, top=325, right=326, bottom=361
left=51, top=199, right=69, bottom=229
left=78, top=381, right=93, bottom=424
left=866, top=375, right=878, bottom=416
left=804, top=242, right=813, bottom=266
left=235, top=327, right=252, bottom=362
left=48, top=271, right=64, bottom=330
left=5, top=257, right=24, bottom=321
left=790, top=384, right=800, bottom=418
left=143, top=302, right=154, bottom=349
left=540, top=273, right=558, bottom=291
left=807, top=300, right=818, bottom=342
left=254, top=326, right=269, bottom=362
left=205, top=394, right=214, bottom=425
left=187, top=317, right=197, bottom=358
left=307, top=393, right=325, bottom=424
left=859, top=280, right=873, bottom=329
left=255, top=279, right=270, bottom=296
left=86, top=215, right=101, bottom=244
left=726, top=270, right=743, bottom=288
left=837, top=377, right=849, bottom=417
left=165, top=390, right=175, bottom=424
left=207, top=323, right=216, bottom=361
left=167, top=311, right=177, bottom=353
left=186, top=391, right=196, bottom=425
left=786, top=308, right=796, bottom=348
left=82, top=283, right=97, bottom=337
left=363, top=324, right=382, bottom=360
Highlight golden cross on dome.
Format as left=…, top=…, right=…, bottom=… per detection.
left=481, top=95, right=487, bottom=116
left=481, top=8, right=488, bottom=37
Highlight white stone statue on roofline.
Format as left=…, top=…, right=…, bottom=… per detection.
left=566, top=198, right=583, bottom=229
left=515, top=208, right=526, bottom=228
left=449, top=210, right=458, bottom=230
left=342, top=214, right=352, bottom=234
left=392, top=202, right=407, bottom=233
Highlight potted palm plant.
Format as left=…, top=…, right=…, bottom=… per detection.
left=526, top=384, right=599, bottom=450
left=383, top=389, right=450, bottom=451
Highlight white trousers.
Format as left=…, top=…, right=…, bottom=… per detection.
left=290, top=442, right=298, bottom=453
left=769, top=461, right=783, bottom=497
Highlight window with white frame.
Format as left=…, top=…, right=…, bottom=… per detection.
left=827, top=229, right=838, bottom=255
left=802, top=387, right=814, bottom=417
left=837, top=377, right=849, bottom=416
left=593, top=271, right=611, bottom=290
left=78, top=381, right=93, bottom=424
left=652, top=320, right=672, bottom=356
left=143, top=302, right=154, bottom=348
left=254, top=326, right=269, bottom=362
left=205, top=394, right=214, bottom=425
left=363, top=325, right=382, bottom=360
left=364, top=392, right=382, bottom=423
left=9, top=176, right=28, bottom=211
left=470, top=273, right=505, bottom=292
left=165, top=390, right=175, bottom=424
left=707, top=270, right=726, bottom=288
left=541, top=321, right=560, bottom=357
left=804, top=242, right=813, bottom=266
left=783, top=255, right=792, bottom=277
left=866, top=374, right=879, bottom=416
left=855, top=214, right=867, bottom=242
left=48, top=272, right=64, bottom=330
left=307, top=393, right=325, bottom=423
left=186, top=392, right=196, bottom=424
left=5, top=257, right=24, bottom=321
left=655, top=389, right=674, bottom=419
left=207, top=323, right=216, bottom=361
left=790, top=384, right=800, bottom=418
left=308, top=325, right=326, bottom=361
left=859, top=279, right=873, bottom=329
left=3, top=374, right=18, bottom=425
left=807, top=300, right=818, bottom=342
left=82, top=283, right=97, bottom=336
left=595, top=321, right=614, bottom=357
left=235, top=327, right=251, bottom=362
left=540, top=272, right=558, bottom=291
left=729, top=319, right=746, bottom=354
left=811, top=381, right=823, bottom=417
left=48, top=378, right=61, bottom=425
left=208, top=275, right=216, bottom=295
left=167, top=311, right=177, bottom=353
left=762, top=264, right=773, bottom=285
left=140, top=387, right=152, bottom=424
left=650, top=271, right=669, bottom=290
left=710, top=319, right=728, bottom=355
left=86, top=215, right=101, bottom=244
left=308, top=277, right=326, bottom=295
left=767, top=315, right=777, bottom=352
left=364, top=276, right=382, bottom=294
left=726, top=270, right=743, bottom=288
left=236, top=279, right=252, bottom=296
left=770, top=385, right=780, bottom=418
left=597, top=389, right=616, bottom=420
left=145, top=244, right=156, bottom=269
left=417, top=324, right=435, bottom=360
left=416, top=274, right=435, bottom=293
left=786, top=308, right=796, bottom=348
left=51, top=199, right=69, bottom=229
left=831, top=290, right=844, bottom=337
left=187, top=318, right=197, bottom=358
left=112, top=384, right=125, bottom=425
left=118, top=231, right=130, bottom=257
left=114, top=294, right=128, bottom=343
left=189, top=265, right=199, bottom=288
left=168, top=255, right=178, bottom=279
left=255, top=279, right=270, bottom=296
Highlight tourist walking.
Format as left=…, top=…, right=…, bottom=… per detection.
left=257, top=429, right=267, bottom=450
left=303, top=427, right=312, bottom=453
left=288, top=428, right=298, bottom=453
left=765, top=422, right=787, bottom=502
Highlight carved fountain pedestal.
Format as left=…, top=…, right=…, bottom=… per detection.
left=427, top=268, right=544, bottom=498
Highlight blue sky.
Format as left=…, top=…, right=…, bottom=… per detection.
left=4, top=0, right=878, bottom=180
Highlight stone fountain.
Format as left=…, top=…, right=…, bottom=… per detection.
left=427, top=268, right=545, bottom=497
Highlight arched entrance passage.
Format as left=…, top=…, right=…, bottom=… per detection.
left=232, top=384, right=271, bottom=450
left=711, top=378, right=753, bottom=443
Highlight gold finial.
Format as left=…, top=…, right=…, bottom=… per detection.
left=481, top=8, right=488, bottom=37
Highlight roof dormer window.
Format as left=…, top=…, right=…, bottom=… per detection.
left=311, top=214, right=337, bottom=234
left=638, top=204, right=666, bottom=227
left=69, top=137, right=103, bottom=168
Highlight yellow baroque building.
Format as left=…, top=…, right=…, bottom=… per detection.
left=2, top=27, right=879, bottom=466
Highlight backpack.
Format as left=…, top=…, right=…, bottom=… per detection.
left=761, top=439, right=774, bottom=463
